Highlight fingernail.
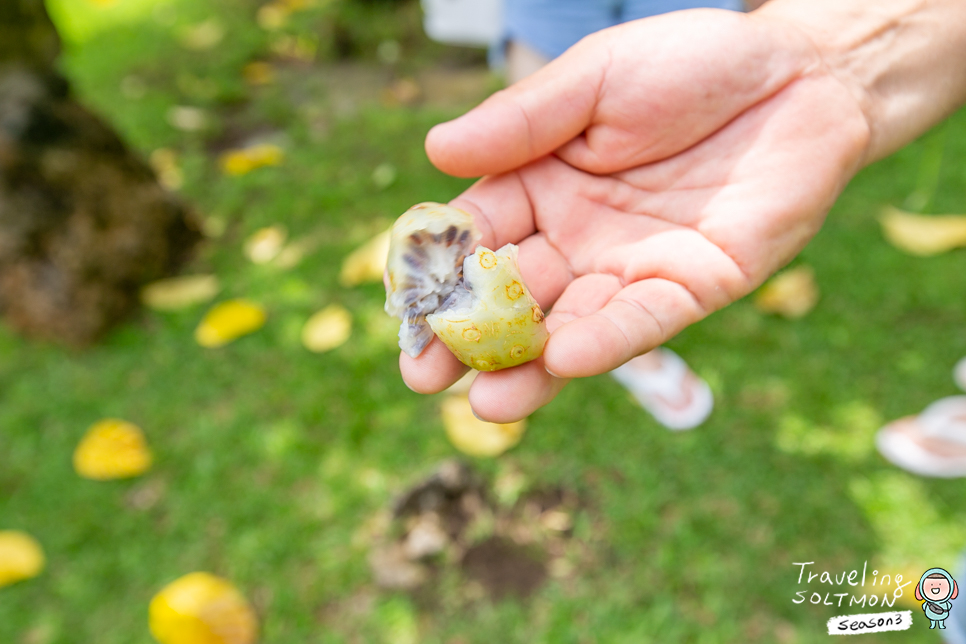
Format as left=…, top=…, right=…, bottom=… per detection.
left=546, top=366, right=562, bottom=378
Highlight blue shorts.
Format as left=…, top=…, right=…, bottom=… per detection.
left=504, top=0, right=744, bottom=60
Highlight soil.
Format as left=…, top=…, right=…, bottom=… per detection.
left=461, top=537, right=547, bottom=601
left=0, top=68, right=200, bottom=345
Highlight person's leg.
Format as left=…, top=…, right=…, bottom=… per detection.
left=943, top=551, right=966, bottom=644
left=502, top=0, right=618, bottom=85
left=621, top=0, right=744, bottom=20
left=505, top=39, right=552, bottom=85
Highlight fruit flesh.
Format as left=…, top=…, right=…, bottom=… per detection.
left=385, top=203, right=548, bottom=371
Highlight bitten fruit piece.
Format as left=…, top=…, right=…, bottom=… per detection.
left=385, top=203, right=548, bottom=370
left=149, top=572, right=258, bottom=644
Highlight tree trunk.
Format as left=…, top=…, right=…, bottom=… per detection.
left=0, top=0, right=200, bottom=346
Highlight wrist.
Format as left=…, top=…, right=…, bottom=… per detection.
left=754, top=0, right=966, bottom=165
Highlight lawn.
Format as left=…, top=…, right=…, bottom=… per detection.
left=2, top=0, right=966, bottom=642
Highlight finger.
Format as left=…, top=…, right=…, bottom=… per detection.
left=425, top=45, right=605, bottom=178
left=514, top=232, right=574, bottom=310
left=450, top=172, right=536, bottom=250
left=544, top=278, right=707, bottom=378
left=400, top=337, right=469, bottom=394
left=535, top=12, right=815, bottom=175
left=543, top=273, right=623, bottom=333
left=468, top=358, right=570, bottom=423
left=449, top=168, right=574, bottom=309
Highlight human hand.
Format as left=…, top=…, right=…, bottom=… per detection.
left=402, top=8, right=870, bottom=422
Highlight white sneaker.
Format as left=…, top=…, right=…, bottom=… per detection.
left=610, top=348, right=714, bottom=431
left=421, top=0, right=504, bottom=47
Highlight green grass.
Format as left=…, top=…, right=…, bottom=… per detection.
left=2, top=0, right=966, bottom=642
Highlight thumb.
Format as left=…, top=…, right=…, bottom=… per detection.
left=425, top=43, right=606, bottom=178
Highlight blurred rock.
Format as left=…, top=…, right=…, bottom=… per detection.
left=369, top=544, right=429, bottom=590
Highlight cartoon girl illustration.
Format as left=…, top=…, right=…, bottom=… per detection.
left=917, top=568, right=960, bottom=629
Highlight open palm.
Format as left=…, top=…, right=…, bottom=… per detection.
left=402, top=9, right=870, bottom=422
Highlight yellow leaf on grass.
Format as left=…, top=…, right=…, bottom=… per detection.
left=0, top=531, right=45, bottom=588
left=256, top=3, right=289, bottom=30
left=220, top=144, right=284, bottom=176
left=441, top=396, right=525, bottom=458
left=879, top=206, right=966, bottom=256
left=73, top=419, right=153, bottom=480
left=242, top=62, right=275, bottom=86
left=195, top=300, right=266, bottom=348
left=754, top=265, right=819, bottom=319
left=141, top=275, right=220, bottom=311
left=339, top=229, right=390, bottom=287
left=149, top=572, right=257, bottom=644
left=301, top=305, right=352, bottom=353
left=243, top=225, right=287, bottom=264
left=149, top=148, right=184, bottom=190
left=179, top=19, right=225, bottom=51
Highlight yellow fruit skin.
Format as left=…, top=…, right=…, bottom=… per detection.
left=0, top=531, right=45, bottom=588
left=428, top=245, right=548, bottom=371
left=73, top=419, right=153, bottom=480
left=149, top=572, right=257, bottom=644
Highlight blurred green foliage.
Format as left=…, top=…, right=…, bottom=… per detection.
left=1, top=0, right=966, bottom=642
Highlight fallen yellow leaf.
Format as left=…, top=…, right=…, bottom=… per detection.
left=220, top=144, right=284, bottom=176
left=256, top=3, right=289, bottom=30
left=754, top=265, right=819, bottom=319
left=243, top=225, right=287, bottom=264
left=339, top=229, right=390, bottom=287
left=0, top=531, right=45, bottom=588
left=178, top=19, right=225, bottom=51
left=149, top=148, right=184, bottom=190
left=242, top=62, right=275, bottom=86
left=301, top=305, right=352, bottom=353
left=445, top=371, right=476, bottom=395
left=141, top=275, right=220, bottom=311
left=879, top=206, right=966, bottom=256
left=195, top=300, right=267, bottom=348
left=149, top=572, right=257, bottom=644
left=73, top=419, right=153, bottom=480
left=441, top=396, right=525, bottom=457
